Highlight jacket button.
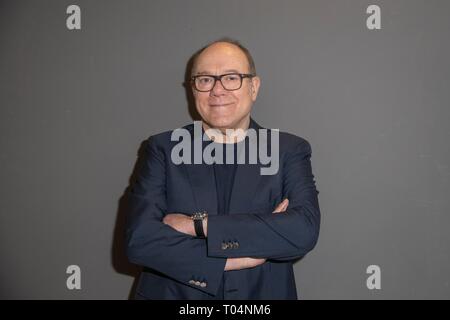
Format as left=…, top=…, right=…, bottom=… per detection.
left=188, top=280, right=195, bottom=285
left=200, top=282, right=207, bottom=288
left=195, top=281, right=201, bottom=286
left=233, top=242, right=239, bottom=249
left=221, top=242, right=228, bottom=250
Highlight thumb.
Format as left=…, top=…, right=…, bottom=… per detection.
left=273, top=198, right=289, bottom=213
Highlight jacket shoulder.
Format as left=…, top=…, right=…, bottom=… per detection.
left=253, top=119, right=311, bottom=149
left=278, top=131, right=312, bottom=152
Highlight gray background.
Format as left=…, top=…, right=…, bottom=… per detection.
left=1, top=0, right=449, bottom=299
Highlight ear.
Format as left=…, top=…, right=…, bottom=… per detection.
left=250, top=76, right=261, bottom=101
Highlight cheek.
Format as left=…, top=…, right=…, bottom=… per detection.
left=236, top=93, right=253, bottom=109
left=195, top=95, right=208, bottom=109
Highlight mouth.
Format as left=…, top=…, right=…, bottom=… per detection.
left=209, top=102, right=234, bottom=107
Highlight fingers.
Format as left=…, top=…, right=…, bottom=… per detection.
left=245, top=258, right=266, bottom=269
left=253, top=258, right=266, bottom=266
left=281, top=199, right=289, bottom=211
left=225, top=257, right=267, bottom=271
left=272, top=198, right=289, bottom=213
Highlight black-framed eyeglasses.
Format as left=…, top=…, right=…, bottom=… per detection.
left=191, top=73, right=255, bottom=92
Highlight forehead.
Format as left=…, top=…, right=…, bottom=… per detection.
left=194, top=43, right=249, bottom=74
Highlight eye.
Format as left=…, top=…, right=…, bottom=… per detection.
left=223, top=74, right=240, bottom=81
left=198, top=77, right=213, bottom=84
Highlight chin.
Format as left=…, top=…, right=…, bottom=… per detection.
left=206, top=117, right=234, bottom=129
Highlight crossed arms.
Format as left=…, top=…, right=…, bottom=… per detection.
left=126, top=135, right=320, bottom=295
left=162, top=199, right=289, bottom=271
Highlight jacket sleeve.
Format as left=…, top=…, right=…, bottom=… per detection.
left=125, top=136, right=226, bottom=296
left=207, top=139, right=320, bottom=261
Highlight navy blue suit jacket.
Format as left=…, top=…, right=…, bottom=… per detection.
left=126, top=118, right=320, bottom=299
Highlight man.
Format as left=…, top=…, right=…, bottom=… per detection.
left=126, top=39, right=320, bottom=299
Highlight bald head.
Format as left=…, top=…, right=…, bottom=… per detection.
left=191, top=39, right=256, bottom=76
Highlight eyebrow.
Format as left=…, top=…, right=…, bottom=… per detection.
left=194, top=69, right=242, bottom=75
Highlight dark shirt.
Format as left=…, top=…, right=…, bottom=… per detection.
left=213, top=142, right=238, bottom=216
left=205, top=139, right=242, bottom=299
left=202, top=137, right=242, bottom=216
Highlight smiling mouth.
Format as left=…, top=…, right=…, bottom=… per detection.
left=209, top=102, right=234, bottom=107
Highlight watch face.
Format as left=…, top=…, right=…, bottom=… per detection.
left=193, top=212, right=207, bottom=220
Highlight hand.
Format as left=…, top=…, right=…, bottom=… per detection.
left=224, top=257, right=266, bottom=271
left=162, top=213, right=195, bottom=236
left=272, top=198, right=289, bottom=213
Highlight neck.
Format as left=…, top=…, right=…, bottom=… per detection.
left=202, top=117, right=250, bottom=144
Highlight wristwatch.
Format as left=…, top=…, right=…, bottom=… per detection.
left=191, top=211, right=208, bottom=238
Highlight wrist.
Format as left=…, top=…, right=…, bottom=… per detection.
left=191, top=211, right=208, bottom=238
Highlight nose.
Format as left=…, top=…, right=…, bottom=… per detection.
left=210, top=78, right=227, bottom=96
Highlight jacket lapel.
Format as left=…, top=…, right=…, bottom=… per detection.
left=183, top=122, right=218, bottom=215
